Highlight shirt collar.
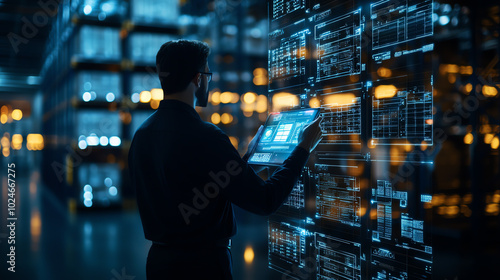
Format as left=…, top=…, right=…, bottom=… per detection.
left=158, top=99, right=201, bottom=120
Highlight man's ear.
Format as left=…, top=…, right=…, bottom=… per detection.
left=192, top=73, right=201, bottom=87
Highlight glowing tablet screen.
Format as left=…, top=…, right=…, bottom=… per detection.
left=248, top=108, right=320, bottom=165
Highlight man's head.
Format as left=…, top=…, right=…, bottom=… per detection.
left=156, top=39, right=211, bottom=106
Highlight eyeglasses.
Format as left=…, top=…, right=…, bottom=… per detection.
left=199, top=72, right=212, bottom=83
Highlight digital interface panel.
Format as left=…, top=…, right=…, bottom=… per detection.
left=315, top=84, right=362, bottom=144
left=266, top=0, right=434, bottom=278
left=371, top=78, right=433, bottom=145
left=272, top=0, right=306, bottom=22
left=315, top=9, right=362, bottom=81
left=371, top=0, right=433, bottom=50
left=269, top=27, right=309, bottom=90
left=315, top=171, right=361, bottom=227
left=370, top=176, right=433, bottom=279
left=315, top=233, right=362, bottom=280
left=284, top=179, right=306, bottom=209
left=268, top=220, right=310, bottom=278
left=248, top=108, right=319, bottom=165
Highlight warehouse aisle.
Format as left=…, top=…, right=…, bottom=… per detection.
left=0, top=167, right=277, bottom=280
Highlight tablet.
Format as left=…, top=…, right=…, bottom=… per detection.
left=247, top=108, right=320, bottom=165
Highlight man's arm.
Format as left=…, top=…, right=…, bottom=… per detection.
left=205, top=127, right=310, bottom=215
left=241, top=125, right=263, bottom=163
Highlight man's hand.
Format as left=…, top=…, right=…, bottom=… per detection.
left=247, top=125, right=264, bottom=155
left=246, top=125, right=266, bottom=173
left=297, top=117, right=323, bottom=153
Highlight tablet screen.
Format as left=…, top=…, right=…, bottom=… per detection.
left=248, top=108, right=320, bottom=165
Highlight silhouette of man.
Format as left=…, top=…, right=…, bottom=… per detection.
left=128, top=39, right=322, bottom=280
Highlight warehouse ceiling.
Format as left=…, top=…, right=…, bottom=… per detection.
left=0, top=0, right=52, bottom=98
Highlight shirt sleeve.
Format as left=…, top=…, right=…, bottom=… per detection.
left=241, top=151, right=251, bottom=162
left=203, top=125, right=310, bottom=215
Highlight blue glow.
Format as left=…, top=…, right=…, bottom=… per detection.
left=27, top=76, right=40, bottom=85
left=109, top=136, right=121, bottom=146
left=421, top=194, right=432, bottom=202
left=131, top=92, right=140, bottom=103
left=84, top=199, right=93, bottom=207
left=82, top=92, right=91, bottom=102
left=99, top=136, right=109, bottom=146
left=104, top=177, right=113, bottom=187
left=106, top=92, right=115, bottom=102
left=78, top=140, right=88, bottom=149
left=108, top=186, right=118, bottom=196
left=98, top=12, right=107, bottom=21
left=86, top=135, right=99, bottom=146
left=441, top=4, right=452, bottom=13
left=83, top=5, right=92, bottom=15
left=83, top=184, right=92, bottom=192
left=101, top=2, right=113, bottom=13
left=439, top=15, right=450, bottom=26
left=83, top=191, right=93, bottom=200
left=432, top=13, right=438, bottom=22
left=266, top=0, right=435, bottom=278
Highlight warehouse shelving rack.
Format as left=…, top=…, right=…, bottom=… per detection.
left=40, top=0, right=180, bottom=211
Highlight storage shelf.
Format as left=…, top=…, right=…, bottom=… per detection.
left=71, top=57, right=122, bottom=71
left=40, top=0, right=181, bottom=210
left=128, top=21, right=180, bottom=34
left=71, top=15, right=124, bottom=28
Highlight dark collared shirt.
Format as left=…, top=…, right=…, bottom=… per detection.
left=128, top=99, right=309, bottom=247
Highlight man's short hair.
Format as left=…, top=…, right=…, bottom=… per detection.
left=156, top=39, right=210, bottom=94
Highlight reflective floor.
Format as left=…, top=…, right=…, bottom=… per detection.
left=0, top=167, right=280, bottom=280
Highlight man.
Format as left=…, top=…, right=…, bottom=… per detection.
left=128, top=39, right=322, bottom=279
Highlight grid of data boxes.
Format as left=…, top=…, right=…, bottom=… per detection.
left=267, top=0, right=434, bottom=279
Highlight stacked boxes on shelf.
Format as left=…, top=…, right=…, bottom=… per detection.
left=40, top=0, right=179, bottom=210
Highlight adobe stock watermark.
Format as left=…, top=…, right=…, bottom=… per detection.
left=110, top=267, right=135, bottom=280
left=178, top=160, right=242, bottom=225
left=281, top=256, right=316, bottom=280
left=214, top=0, right=241, bottom=21
left=390, top=80, right=492, bottom=186
left=280, top=236, right=343, bottom=280
left=8, top=0, right=61, bottom=53
left=6, top=163, right=17, bottom=273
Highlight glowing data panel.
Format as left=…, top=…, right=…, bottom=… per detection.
left=284, top=180, right=305, bottom=209
left=269, top=27, right=309, bottom=91
left=315, top=164, right=361, bottom=227
left=316, top=84, right=362, bottom=144
left=370, top=179, right=433, bottom=279
left=268, top=221, right=308, bottom=278
left=371, top=0, right=433, bottom=50
left=372, top=77, right=433, bottom=145
left=315, top=233, right=362, bottom=280
left=276, top=169, right=310, bottom=219
left=370, top=245, right=432, bottom=279
left=315, top=10, right=362, bottom=81
left=266, top=0, right=434, bottom=278
left=272, top=0, right=305, bottom=22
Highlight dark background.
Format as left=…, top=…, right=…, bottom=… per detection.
left=0, top=0, right=499, bottom=279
